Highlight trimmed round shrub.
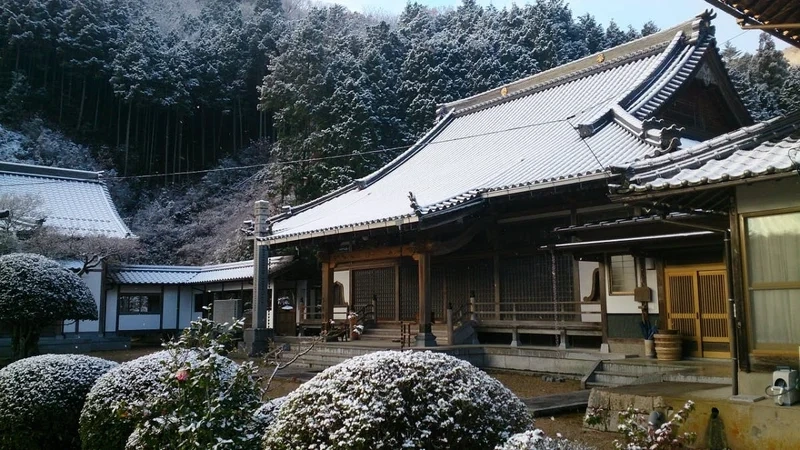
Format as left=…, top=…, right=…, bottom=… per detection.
left=496, top=430, right=594, bottom=450
left=248, top=397, right=287, bottom=439
left=0, top=354, right=118, bottom=450
left=0, top=253, right=98, bottom=359
left=263, top=350, right=531, bottom=449
left=79, top=349, right=239, bottom=450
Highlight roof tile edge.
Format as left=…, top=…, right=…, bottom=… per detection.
left=0, top=161, right=102, bottom=181
left=438, top=16, right=703, bottom=115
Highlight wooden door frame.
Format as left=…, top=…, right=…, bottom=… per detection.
left=664, top=263, right=729, bottom=358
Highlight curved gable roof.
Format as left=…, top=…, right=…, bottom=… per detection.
left=266, top=11, right=748, bottom=245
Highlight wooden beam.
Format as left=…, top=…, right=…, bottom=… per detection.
left=738, top=22, right=800, bottom=30
left=330, top=245, right=417, bottom=265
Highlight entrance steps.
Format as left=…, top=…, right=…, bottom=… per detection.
left=582, top=359, right=733, bottom=389
left=271, top=336, right=629, bottom=375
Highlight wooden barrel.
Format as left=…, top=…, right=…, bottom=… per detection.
left=654, top=331, right=682, bottom=361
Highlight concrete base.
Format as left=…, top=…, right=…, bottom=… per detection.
left=415, top=332, right=437, bottom=347
left=244, top=327, right=273, bottom=356
left=588, top=382, right=800, bottom=449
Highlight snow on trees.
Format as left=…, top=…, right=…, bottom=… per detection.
left=0, top=354, right=118, bottom=450
left=0, top=253, right=98, bottom=359
left=263, top=350, right=531, bottom=449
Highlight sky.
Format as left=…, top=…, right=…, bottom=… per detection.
left=328, top=0, right=789, bottom=54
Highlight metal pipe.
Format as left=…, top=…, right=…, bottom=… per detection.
left=724, top=230, right=739, bottom=396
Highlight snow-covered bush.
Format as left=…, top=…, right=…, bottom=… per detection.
left=263, top=350, right=531, bottom=449
left=613, top=401, right=696, bottom=450
left=0, top=354, right=118, bottom=450
left=80, top=347, right=241, bottom=450
left=116, top=317, right=264, bottom=450
left=79, top=350, right=177, bottom=450
left=248, top=397, right=287, bottom=438
left=585, top=400, right=696, bottom=450
left=496, top=429, right=595, bottom=450
left=0, top=253, right=98, bottom=359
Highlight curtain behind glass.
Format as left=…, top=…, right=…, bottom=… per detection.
left=746, top=211, right=800, bottom=347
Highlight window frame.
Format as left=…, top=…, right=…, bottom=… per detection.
left=741, top=206, right=800, bottom=353
left=118, top=293, right=162, bottom=315
left=607, top=254, right=637, bottom=296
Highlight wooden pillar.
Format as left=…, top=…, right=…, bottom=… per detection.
left=493, top=253, right=501, bottom=320
left=394, top=265, right=401, bottom=322
left=598, top=258, right=610, bottom=353
left=321, top=261, right=335, bottom=326
left=415, top=252, right=437, bottom=346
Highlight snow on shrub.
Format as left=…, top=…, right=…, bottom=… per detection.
left=0, top=253, right=98, bottom=359
left=263, top=350, right=531, bottom=449
left=496, top=429, right=595, bottom=450
left=0, top=354, right=118, bottom=450
left=120, top=317, right=263, bottom=450
left=248, top=397, right=287, bottom=439
left=79, top=349, right=238, bottom=450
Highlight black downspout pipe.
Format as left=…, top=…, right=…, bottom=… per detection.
left=662, top=219, right=739, bottom=396
left=723, top=230, right=740, bottom=396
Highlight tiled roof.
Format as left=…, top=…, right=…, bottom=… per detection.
left=266, top=12, right=748, bottom=244
left=0, top=162, right=132, bottom=238
left=109, top=256, right=294, bottom=285
left=615, top=111, right=800, bottom=194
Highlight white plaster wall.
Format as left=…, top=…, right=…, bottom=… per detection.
left=161, top=286, right=178, bottom=330
left=334, top=270, right=351, bottom=304
left=106, top=288, right=118, bottom=332
left=578, top=261, right=601, bottom=322
left=118, top=314, right=160, bottom=331
left=737, top=177, right=800, bottom=214
left=65, top=268, right=103, bottom=333
left=178, top=286, right=197, bottom=328
left=296, top=280, right=308, bottom=321
left=604, top=257, right=660, bottom=315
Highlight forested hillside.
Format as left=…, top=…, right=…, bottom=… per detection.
left=0, top=0, right=797, bottom=264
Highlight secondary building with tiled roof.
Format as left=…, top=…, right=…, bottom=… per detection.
left=612, top=110, right=800, bottom=196
left=0, top=161, right=132, bottom=238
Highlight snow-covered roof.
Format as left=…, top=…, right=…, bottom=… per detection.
left=109, top=256, right=294, bottom=285
left=265, top=12, right=750, bottom=245
left=0, top=161, right=132, bottom=238
left=615, top=110, right=800, bottom=194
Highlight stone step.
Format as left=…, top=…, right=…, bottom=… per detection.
left=601, top=361, right=684, bottom=376
left=591, top=370, right=641, bottom=386
left=584, top=380, right=618, bottom=389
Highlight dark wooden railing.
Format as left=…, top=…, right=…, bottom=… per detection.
left=472, top=301, right=600, bottom=322
left=400, top=322, right=413, bottom=349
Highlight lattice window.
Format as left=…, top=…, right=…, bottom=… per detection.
left=609, top=254, right=636, bottom=294
left=499, top=254, right=575, bottom=321
left=352, top=267, right=396, bottom=321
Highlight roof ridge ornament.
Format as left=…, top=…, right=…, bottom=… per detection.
left=408, top=191, right=422, bottom=217
left=690, top=9, right=717, bottom=43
